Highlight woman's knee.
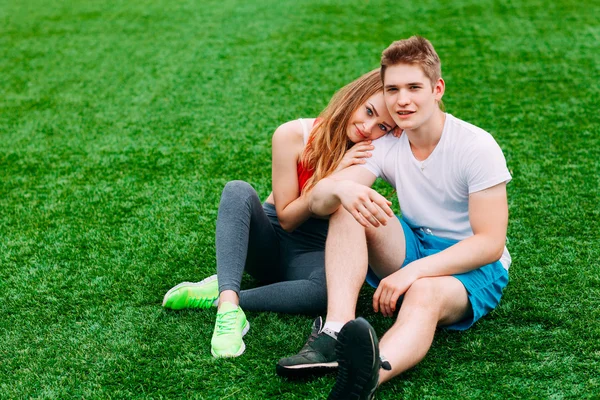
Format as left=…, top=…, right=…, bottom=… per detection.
left=221, top=180, right=258, bottom=205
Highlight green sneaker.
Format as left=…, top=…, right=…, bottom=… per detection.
left=162, top=275, right=219, bottom=310
left=211, top=302, right=250, bottom=358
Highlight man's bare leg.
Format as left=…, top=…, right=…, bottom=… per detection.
left=378, top=276, right=471, bottom=383
left=277, top=209, right=408, bottom=378
left=325, top=209, right=408, bottom=324
left=327, top=275, right=470, bottom=399
left=276, top=206, right=374, bottom=377
left=364, top=216, right=407, bottom=278
left=324, top=207, right=368, bottom=324
left=359, top=219, right=471, bottom=382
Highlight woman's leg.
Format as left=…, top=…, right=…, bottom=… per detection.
left=239, top=217, right=329, bottom=314
left=239, top=254, right=327, bottom=314
left=162, top=180, right=280, bottom=310
left=216, top=180, right=281, bottom=305
left=210, top=181, right=288, bottom=358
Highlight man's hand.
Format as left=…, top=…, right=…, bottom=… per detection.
left=373, top=264, right=420, bottom=317
left=336, top=141, right=374, bottom=171
left=336, top=180, right=394, bottom=227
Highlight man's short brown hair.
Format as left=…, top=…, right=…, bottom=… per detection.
left=381, top=36, right=442, bottom=86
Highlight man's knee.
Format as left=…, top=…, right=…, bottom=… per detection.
left=330, top=205, right=363, bottom=228
left=404, top=278, right=443, bottom=310
left=403, top=277, right=469, bottom=323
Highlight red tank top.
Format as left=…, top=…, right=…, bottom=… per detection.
left=296, top=118, right=320, bottom=191
left=297, top=161, right=313, bottom=191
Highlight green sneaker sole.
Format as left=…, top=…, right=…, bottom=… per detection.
left=211, top=320, right=250, bottom=358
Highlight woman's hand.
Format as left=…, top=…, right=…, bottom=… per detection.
left=336, top=140, right=375, bottom=171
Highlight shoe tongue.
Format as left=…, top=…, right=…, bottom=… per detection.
left=313, top=316, right=323, bottom=332
left=218, top=302, right=239, bottom=313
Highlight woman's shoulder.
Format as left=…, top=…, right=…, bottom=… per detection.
left=272, top=118, right=316, bottom=146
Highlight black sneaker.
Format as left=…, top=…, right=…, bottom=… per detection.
left=276, top=316, right=338, bottom=378
left=327, top=318, right=391, bottom=400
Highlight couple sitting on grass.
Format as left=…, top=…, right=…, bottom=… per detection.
left=162, top=36, right=512, bottom=399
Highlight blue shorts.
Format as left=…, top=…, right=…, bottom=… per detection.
left=366, top=217, right=509, bottom=331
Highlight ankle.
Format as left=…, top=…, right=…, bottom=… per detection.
left=325, top=313, right=354, bottom=327
left=218, top=290, right=239, bottom=309
left=323, top=321, right=345, bottom=335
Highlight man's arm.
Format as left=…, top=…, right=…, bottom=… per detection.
left=308, top=165, right=395, bottom=227
left=373, top=182, right=508, bottom=315
left=413, top=182, right=508, bottom=275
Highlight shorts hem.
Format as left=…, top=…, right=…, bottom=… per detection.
left=445, top=264, right=509, bottom=331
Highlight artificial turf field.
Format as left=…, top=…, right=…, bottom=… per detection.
left=1, top=0, right=599, bottom=398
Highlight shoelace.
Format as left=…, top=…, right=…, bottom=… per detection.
left=300, top=330, right=320, bottom=351
left=188, top=294, right=216, bottom=308
left=214, top=309, right=238, bottom=336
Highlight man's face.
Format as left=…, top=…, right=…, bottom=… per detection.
left=383, top=63, right=444, bottom=132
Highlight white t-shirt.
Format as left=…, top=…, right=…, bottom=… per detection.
left=363, top=113, right=512, bottom=269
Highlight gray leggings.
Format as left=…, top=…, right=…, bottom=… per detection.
left=215, top=180, right=328, bottom=314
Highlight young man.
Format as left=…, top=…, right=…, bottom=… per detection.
left=276, top=36, right=512, bottom=399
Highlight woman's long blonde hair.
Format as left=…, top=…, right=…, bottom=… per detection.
left=300, top=69, right=383, bottom=193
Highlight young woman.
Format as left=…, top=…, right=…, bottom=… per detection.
left=162, top=69, right=397, bottom=358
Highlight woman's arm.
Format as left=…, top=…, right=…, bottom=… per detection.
left=271, top=119, right=314, bottom=232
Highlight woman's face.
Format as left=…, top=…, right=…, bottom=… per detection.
left=347, top=92, right=396, bottom=143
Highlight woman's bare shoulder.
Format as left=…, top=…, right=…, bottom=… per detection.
left=272, top=118, right=315, bottom=146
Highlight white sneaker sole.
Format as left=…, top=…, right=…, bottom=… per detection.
left=280, top=361, right=338, bottom=369
left=162, top=274, right=218, bottom=307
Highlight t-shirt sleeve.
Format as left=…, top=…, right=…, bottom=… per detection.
left=465, top=134, right=512, bottom=193
left=361, top=134, right=397, bottom=179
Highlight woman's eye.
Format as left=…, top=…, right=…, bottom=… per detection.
left=366, top=107, right=373, bottom=116
left=379, top=124, right=388, bottom=132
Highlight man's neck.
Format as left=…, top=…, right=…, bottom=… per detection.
left=405, top=111, right=446, bottom=161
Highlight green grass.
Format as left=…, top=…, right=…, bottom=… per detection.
left=1, top=0, right=599, bottom=398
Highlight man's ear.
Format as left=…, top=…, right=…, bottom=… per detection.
left=434, top=78, right=445, bottom=101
